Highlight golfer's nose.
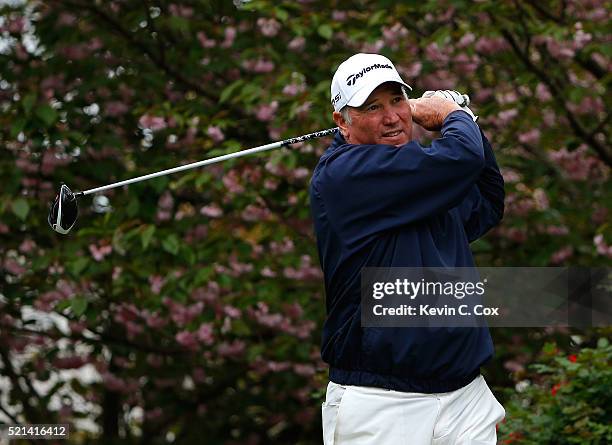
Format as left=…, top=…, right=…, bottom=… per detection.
left=382, top=108, right=400, bottom=125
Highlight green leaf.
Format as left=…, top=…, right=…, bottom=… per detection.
left=11, top=198, right=29, bottom=220
left=69, top=257, right=89, bottom=276
left=367, top=10, right=386, bottom=26
left=23, top=93, right=37, bottom=115
left=162, top=234, right=180, bottom=255
left=35, top=104, right=58, bottom=127
left=71, top=297, right=88, bottom=316
left=219, top=80, right=244, bottom=104
left=10, top=118, right=27, bottom=138
left=141, top=225, right=156, bottom=249
left=126, top=196, right=140, bottom=217
left=275, top=7, right=289, bottom=22
left=597, top=337, right=609, bottom=348
left=317, top=24, right=333, bottom=40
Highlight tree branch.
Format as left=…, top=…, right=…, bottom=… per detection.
left=494, top=24, right=611, bottom=166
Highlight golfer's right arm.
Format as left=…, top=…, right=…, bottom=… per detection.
left=314, top=111, right=484, bottom=243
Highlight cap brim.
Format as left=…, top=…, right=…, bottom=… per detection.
left=347, top=80, right=412, bottom=108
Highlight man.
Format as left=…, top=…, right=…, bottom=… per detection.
left=309, top=53, right=506, bottom=444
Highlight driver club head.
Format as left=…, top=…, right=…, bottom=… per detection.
left=48, top=183, right=79, bottom=234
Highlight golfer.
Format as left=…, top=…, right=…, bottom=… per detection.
left=310, top=53, right=506, bottom=444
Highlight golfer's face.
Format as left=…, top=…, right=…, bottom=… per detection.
left=348, top=83, right=412, bottom=146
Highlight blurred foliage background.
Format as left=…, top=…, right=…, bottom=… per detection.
left=0, top=0, right=610, bottom=443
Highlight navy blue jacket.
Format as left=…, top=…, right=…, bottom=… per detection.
left=309, top=111, right=505, bottom=393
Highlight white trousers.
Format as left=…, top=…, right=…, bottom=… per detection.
left=322, top=375, right=505, bottom=445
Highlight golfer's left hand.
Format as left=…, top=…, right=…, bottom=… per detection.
left=422, top=90, right=478, bottom=122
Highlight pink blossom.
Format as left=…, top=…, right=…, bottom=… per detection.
left=145, top=407, right=163, bottom=421
left=544, top=225, right=569, bottom=236
left=382, top=23, right=409, bottom=49
left=149, top=275, right=165, bottom=294
left=501, top=168, right=521, bottom=183
left=295, top=101, right=312, bottom=118
left=112, top=266, right=122, bottom=281
left=518, top=128, right=541, bottom=145
left=270, top=238, right=294, bottom=254
left=594, top=235, right=612, bottom=258
left=6, top=17, right=25, bottom=33
left=255, top=101, right=279, bottom=122
left=283, top=255, right=322, bottom=280
left=223, top=305, right=241, bottom=318
left=169, top=4, right=193, bottom=18
left=332, top=10, right=347, bottom=21
left=282, top=83, right=305, bottom=96
left=57, top=13, right=77, bottom=26
left=475, top=37, right=509, bottom=54
left=267, top=361, right=291, bottom=372
left=288, top=36, right=306, bottom=52
left=497, top=108, right=518, bottom=125
left=402, top=62, right=422, bottom=79
left=425, top=42, right=449, bottom=64
left=139, top=114, right=167, bottom=131
left=221, top=27, right=236, bottom=48
left=361, top=39, right=384, bottom=53
left=197, top=323, right=214, bottom=345
left=293, top=363, right=315, bottom=377
left=197, top=31, right=216, bottom=48
left=143, top=310, right=167, bottom=329
left=206, top=125, right=225, bottom=143
left=53, top=355, right=87, bottom=369
left=222, top=170, right=245, bottom=193
left=89, top=243, right=112, bottom=261
left=291, top=167, right=310, bottom=180
left=69, top=321, right=87, bottom=334
left=200, top=203, right=223, bottom=218
left=241, top=204, right=271, bottom=222
left=257, top=18, right=281, bottom=37
left=242, top=58, right=275, bottom=73
left=264, top=178, right=279, bottom=190
left=550, top=246, right=574, bottom=264
left=175, top=331, right=198, bottom=349
left=192, top=368, right=206, bottom=383
left=19, top=239, right=36, bottom=254
left=261, top=266, right=277, bottom=278
left=105, top=101, right=129, bottom=117
left=533, top=188, right=549, bottom=210
left=535, top=83, right=552, bottom=101
left=548, top=145, right=608, bottom=181
left=217, top=340, right=246, bottom=358
left=191, top=282, right=220, bottom=303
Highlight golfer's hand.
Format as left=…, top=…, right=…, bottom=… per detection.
left=409, top=96, right=461, bottom=131
left=423, top=90, right=478, bottom=122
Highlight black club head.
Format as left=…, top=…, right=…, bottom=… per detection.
left=48, top=184, right=79, bottom=234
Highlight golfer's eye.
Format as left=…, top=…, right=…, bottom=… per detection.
left=366, top=104, right=379, bottom=112
left=392, top=96, right=403, bottom=104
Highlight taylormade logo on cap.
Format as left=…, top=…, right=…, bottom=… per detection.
left=346, top=63, right=393, bottom=86
left=330, top=53, right=412, bottom=112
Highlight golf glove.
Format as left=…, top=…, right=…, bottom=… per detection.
left=422, top=90, right=478, bottom=122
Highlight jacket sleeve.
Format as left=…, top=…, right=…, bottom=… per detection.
left=457, top=130, right=505, bottom=242
left=314, top=111, right=485, bottom=245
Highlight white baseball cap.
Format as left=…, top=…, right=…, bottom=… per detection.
left=330, top=53, right=412, bottom=112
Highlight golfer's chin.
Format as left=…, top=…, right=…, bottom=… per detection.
left=379, top=130, right=409, bottom=146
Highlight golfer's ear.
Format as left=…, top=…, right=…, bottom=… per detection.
left=333, top=111, right=350, bottom=141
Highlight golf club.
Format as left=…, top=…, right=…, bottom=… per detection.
left=48, top=127, right=338, bottom=234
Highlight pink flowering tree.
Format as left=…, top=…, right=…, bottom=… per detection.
left=0, top=0, right=609, bottom=443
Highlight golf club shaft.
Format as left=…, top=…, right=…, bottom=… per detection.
left=78, top=127, right=338, bottom=196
